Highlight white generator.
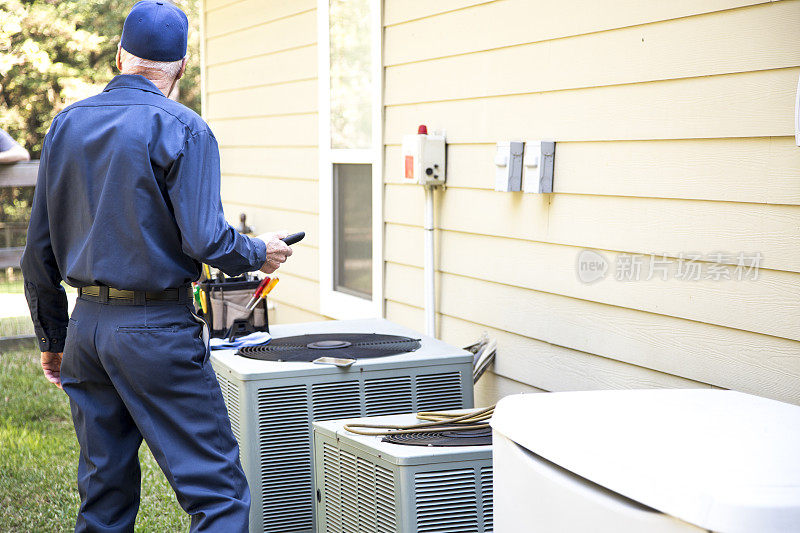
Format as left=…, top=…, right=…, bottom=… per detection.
left=313, top=411, right=493, bottom=533
left=210, top=319, right=474, bottom=533
left=491, top=390, right=800, bottom=533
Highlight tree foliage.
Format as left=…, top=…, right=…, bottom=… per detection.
left=0, top=0, right=199, bottom=226
left=0, top=0, right=200, bottom=159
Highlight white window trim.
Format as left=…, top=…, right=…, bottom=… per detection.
left=317, top=0, right=384, bottom=320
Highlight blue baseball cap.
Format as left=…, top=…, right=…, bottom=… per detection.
left=121, top=1, right=188, bottom=62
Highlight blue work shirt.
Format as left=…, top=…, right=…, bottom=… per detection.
left=21, top=74, right=267, bottom=352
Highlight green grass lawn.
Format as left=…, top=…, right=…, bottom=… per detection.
left=0, top=278, right=25, bottom=294
left=0, top=347, right=190, bottom=532
left=0, top=316, right=35, bottom=337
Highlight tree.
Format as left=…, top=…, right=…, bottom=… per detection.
left=0, top=0, right=200, bottom=159
left=0, top=0, right=200, bottom=227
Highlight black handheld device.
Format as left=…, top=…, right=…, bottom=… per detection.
left=281, top=232, right=305, bottom=246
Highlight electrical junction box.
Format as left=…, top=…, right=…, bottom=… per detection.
left=494, top=141, right=524, bottom=192
left=523, top=140, right=556, bottom=194
left=402, top=125, right=446, bottom=187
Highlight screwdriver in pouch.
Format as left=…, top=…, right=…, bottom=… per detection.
left=245, top=232, right=302, bottom=311
left=246, top=277, right=279, bottom=312
left=245, top=276, right=271, bottom=311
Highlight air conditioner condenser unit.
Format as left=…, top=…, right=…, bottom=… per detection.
left=491, top=390, right=800, bottom=533
left=210, top=318, right=475, bottom=533
left=313, top=411, right=493, bottom=533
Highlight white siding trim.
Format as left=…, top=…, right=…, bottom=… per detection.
left=371, top=0, right=386, bottom=319
left=317, top=0, right=384, bottom=319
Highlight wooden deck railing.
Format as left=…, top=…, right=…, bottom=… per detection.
left=0, top=160, right=38, bottom=187
left=0, top=161, right=38, bottom=269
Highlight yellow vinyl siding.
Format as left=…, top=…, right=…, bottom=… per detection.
left=383, top=0, right=773, bottom=65
left=385, top=185, right=800, bottom=274
left=385, top=69, right=797, bottom=142
left=382, top=0, right=800, bottom=404
left=387, top=298, right=713, bottom=390
left=219, top=147, right=318, bottom=179
left=473, top=373, right=543, bottom=408
left=386, top=138, right=800, bottom=205
left=205, top=0, right=241, bottom=13
left=386, top=299, right=545, bottom=406
left=383, top=1, right=493, bottom=26
left=205, top=1, right=325, bottom=324
left=205, top=0, right=315, bottom=39
left=210, top=114, right=317, bottom=147
left=385, top=3, right=800, bottom=105
left=205, top=80, right=317, bottom=119
left=223, top=206, right=318, bottom=248
left=203, top=0, right=800, bottom=398
left=220, top=176, right=318, bottom=214
left=206, top=45, right=316, bottom=93
left=205, top=10, right=316, bottom=65
left=385, top=262, right=799, bottom=404
left=385, top=2, right=800, bottom=104
left=271, top=300, right=330, bottom=324
left=383, top=224, right=800, bottom=341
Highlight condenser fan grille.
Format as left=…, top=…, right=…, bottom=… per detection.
left=237, top=333, right=421, bottom=362
left=382, top=427, right=492, bottom=447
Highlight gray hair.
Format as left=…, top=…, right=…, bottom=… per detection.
left=120, top=46, right=184, bottom=78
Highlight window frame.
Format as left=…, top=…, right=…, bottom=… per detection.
left=317, top=0, right=384, bottom=319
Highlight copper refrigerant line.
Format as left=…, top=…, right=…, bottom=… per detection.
left=343, top=405, right=495, bottom=437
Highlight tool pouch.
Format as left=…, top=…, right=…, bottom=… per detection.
left=197, top=275, right=269, bottom=338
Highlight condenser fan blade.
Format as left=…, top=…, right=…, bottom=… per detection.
left=382, top=427, right=493, bottom=447
left=237, top=333, right=421, bottom=362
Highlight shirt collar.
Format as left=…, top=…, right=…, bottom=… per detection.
left=103, top=74, right=166, bottom=97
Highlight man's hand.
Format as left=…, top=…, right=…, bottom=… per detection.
left=257, top=230, right=293, bottom=274
left=41, top=352, right=63, bottom=389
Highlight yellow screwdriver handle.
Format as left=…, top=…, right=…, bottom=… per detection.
left=262, top=277, right=279, bottom=296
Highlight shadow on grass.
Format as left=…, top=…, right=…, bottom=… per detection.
left=0, top=349, right=190, bottom=532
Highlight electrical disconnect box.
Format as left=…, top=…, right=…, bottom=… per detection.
left=402, top=125, right=446, bottom=187
left=523, top=140, right=556, bottom=194
left=494, top=141, right=524, bottom=192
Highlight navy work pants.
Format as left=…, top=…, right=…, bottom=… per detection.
left=61, top=297, right=250, bottom=532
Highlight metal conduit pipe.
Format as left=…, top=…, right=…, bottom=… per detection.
left=424, top=185, right=436, bottom=338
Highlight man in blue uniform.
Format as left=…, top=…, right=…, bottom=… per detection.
left=21, top=2, right=292, bottom=531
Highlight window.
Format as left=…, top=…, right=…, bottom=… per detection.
left=333, top=163, right=372, bottom=298
left=329, top=0, right=371, bottom=150
left=318, top=0, right=382, bottom=319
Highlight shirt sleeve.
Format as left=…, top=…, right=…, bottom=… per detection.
left=166, top=129, right=267, bottom=276
left=20, top=138, right=69, bottom=352
left=0, top=128, right=17, bottom=152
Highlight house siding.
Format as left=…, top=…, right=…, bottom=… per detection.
left=202, top=0, right=326, bottom=324
left=202, top=0, right=800, bottom=406
left=381, top=0, right=800, bottom=405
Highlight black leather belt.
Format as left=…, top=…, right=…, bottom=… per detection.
left=78, top=285, right=191, bottom=305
